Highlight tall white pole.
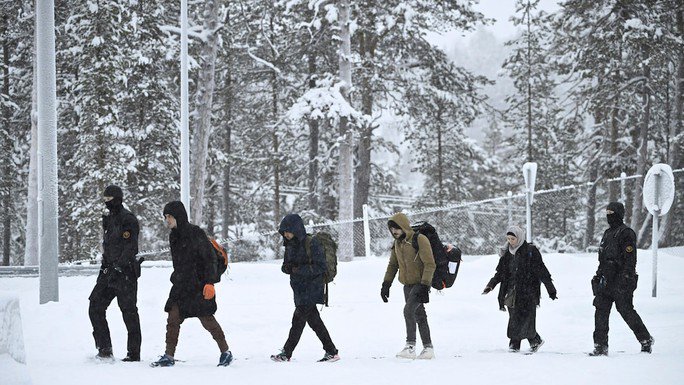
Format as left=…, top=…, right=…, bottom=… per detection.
left=180, top=0, right=191, bottom=215
left=36, top=0, right=59, bottom=304
left=362, top=204, right=371, bottom=258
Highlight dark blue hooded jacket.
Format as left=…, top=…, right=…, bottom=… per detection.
left=279, top=214, right=326, bottom=306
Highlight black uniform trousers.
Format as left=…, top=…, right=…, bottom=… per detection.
left=283, top=304, right=337, bottom=357
left=88, top=273, right=142, bottom=355
left=593, top=289, right=650, bottom=347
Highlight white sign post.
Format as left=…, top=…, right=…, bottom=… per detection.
left=522, top=162, right=538, bottom=243
left=642, top=163, right=676, bottom=298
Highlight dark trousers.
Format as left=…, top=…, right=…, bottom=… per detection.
left=507, top=305, right=541, bottom=348
left=593, top=291, right=650, bottom=347
left=88, top=277, right=141, bottom=355
left=403, top=285, right=432, bottom=347
left=283, top=304, right=337, bottom=357
left=165, top=303, right=229, bottom=357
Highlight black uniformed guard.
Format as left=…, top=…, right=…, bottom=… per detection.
left=88, top=185, right=143, bottom=361
left=590, top=201, right=653, bottom=356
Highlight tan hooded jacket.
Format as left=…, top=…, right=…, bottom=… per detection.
left=383, top=213, right=436, bottom=286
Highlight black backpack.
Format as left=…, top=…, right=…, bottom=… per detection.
left=411, top=221, right=462, bottom=290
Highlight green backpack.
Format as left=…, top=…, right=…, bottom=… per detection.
left=305, top=232, right=338, bottom=305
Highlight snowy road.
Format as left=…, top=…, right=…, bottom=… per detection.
left=1, top=248, right=683, bottom=385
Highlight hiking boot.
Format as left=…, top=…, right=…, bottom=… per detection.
left=529, top=338, right=545, bottom=353
left=417, top=347, right=435, bottom=359
left=96, top=347, right=114, bottom=360
left=318, top=352, right=340, bottom=362
left=270, top=350, right=290, bottom=362
left=396, top=344, right=416, bottom=359
left=150, top=354, right=175, bottom=367
left=640, top=337, right=654, bottom=354
left=218, top=351, right=233, bottom=366
left=589, top=344, right=608, bottom=356
left=122, top=353, right=140, bottom=362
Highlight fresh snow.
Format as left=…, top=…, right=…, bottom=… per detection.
left=1, top=247, right=683, bottom=385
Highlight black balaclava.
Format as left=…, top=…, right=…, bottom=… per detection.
left=103, top=185, right=123, bottom=212
left=606, top=201, right=625, bottom=228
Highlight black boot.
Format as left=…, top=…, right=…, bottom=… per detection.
left=589, top=344, right=608, bottom=356
left=122, top=353, right=140, bottom=362
left=96, top=347, right=114, bottom=360
left=640, top=337, right=654, bottom=353
left=509, top=339, right=521, bottom=352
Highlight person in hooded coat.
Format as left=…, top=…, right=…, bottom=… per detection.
left=151, top=201, right=232, bottom=367
left=589, top=202, right=653, bottom=356
left=381, top=212, right=436, bottom=360
left=482, top=225, right=557, bottom=353
left=89, top=185, right=142, bottom=361
left=270, top=213, right=339, bottom=363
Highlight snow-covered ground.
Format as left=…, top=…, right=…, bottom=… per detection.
left=1, top=247, right=683, bottom=385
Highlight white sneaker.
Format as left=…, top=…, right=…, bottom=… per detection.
left=417, top=347, right=435, bottom=359
left=396, top=345, right=416, bottom=359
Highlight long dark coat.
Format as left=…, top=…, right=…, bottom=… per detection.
left=279, top=214, right=326, bottom=306
left=163, top=201, right=218, bottom=319
left=487, top=241, right=555, bottom=310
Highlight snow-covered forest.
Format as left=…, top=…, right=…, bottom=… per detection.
left=0, top=0, right=683, bottom=264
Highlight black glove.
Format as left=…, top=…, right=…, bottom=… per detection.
left=549, top=290, right=558, bottom=300
left=381, top=281, right=391, bottom=303
left=281, top=263, right=292, bottom=274
left=415, top=284, right=430, bottom=303
left=482, top=286, right=493, bottom=294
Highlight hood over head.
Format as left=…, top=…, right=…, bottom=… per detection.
left=278, top=213, right=307, bottom=242
left=163, top=201, right=189, bottom=227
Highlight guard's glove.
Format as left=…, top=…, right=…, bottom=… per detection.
left=381, top=281, right=391, bottom=303
left=482, top=286, right=493, bottom=295
left=416, top=284, right=430, bottom=303
left=203, top=284, right=215, bottom=300
left=281, top=263, right=292, bottom=274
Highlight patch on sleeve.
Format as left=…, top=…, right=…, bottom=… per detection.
left=626, top=245, right=634, bottom=253
left=123, top=231, right=131, bottom=239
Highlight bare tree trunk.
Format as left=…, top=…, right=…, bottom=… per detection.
left=437, top=106, right=444, bottom=206
left=221, top=5, right=233, bottom=240
left=269, top=8, right=281, bottom=228
left=630, top=45, right=652, bottom=231
left=661, top=5, right=684, bottom=246
left=353, top=19, right=376, bottom=257
left=337, top=0, right=354, bottom=262
left=2, top=23, right=11, bottom=266
left=221, top=71, right=233, bottom=239
left=307, top=49, right=319, bottom=212
left=190, top=0, right=220, bottom=225
left=608, top=69, right=621, bottom=202
left=584, top=111, right=603, bottom=249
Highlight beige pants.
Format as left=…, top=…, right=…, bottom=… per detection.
left=165, top=303, right=229, bottom=356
